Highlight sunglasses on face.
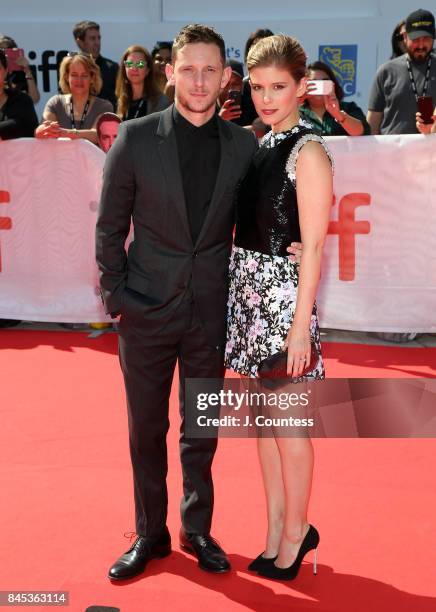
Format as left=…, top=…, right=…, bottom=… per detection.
left=124, top=60, right=146, bottom=69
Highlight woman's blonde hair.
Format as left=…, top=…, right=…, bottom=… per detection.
left=247, top=34, right=307, bottom=83
left=115, top=45, right=161, bottom=118
left=58, top=53, right=102, bottom=96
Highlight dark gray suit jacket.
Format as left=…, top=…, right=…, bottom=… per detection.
left=96, top=104, right=257, bottom=346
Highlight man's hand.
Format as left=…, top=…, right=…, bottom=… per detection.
left=287, top=241, right=303, bottom=264
left=219, top=99, right=242, bottom=121
left=416, top=111, right=434, bottom=134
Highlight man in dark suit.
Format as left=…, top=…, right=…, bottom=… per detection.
left=96, top=24, right=257, bottom=580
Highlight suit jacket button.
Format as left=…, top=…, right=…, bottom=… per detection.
left=193, top=251, right=198, bottom=258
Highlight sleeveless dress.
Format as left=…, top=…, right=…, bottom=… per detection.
left=224, top=124, right=333, bottom=378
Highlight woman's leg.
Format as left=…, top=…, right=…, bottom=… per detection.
left=257, top=436, right=285, bottom=557
left=275, top=436, right=314, bottom=567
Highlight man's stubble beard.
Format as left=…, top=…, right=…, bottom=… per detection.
left=409, top=48, right=433, bottom=63
left=176, top=91, right=220, bottom=115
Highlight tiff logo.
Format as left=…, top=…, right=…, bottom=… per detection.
left=27, top=50, right=69, bottom=92
left=0, top=190, right=12, bottom=272
left=328, top=193, right=371, bottom=281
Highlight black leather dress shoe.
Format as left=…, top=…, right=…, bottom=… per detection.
left=108, top=527, right=171, bottom=580
left=179, top=528, right=230, bottom=573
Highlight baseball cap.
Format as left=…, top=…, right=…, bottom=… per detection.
left=226, top=59, right=244, bottom=79
left=405, top=9, right=435, bottom=40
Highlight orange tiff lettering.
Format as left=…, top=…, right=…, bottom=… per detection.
left=328, top=193, right=371, bottom=281
left=0, top=190, right=12, bottom=273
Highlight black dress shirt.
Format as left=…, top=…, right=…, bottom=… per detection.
left=96, top=55, right=119, bottom=109
left=173, top=106, right=221, bottom=245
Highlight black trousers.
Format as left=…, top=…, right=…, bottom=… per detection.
left=118, top=287, right=225, bottom=539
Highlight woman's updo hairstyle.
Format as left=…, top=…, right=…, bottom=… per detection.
left=247, top=34, right=307, bottom=83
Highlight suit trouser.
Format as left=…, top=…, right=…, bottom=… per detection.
left=118, top=286, right=225, bottom=539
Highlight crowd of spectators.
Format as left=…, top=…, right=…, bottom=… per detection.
left=1, top=9, right=434, bottom=335
left=368, top=9, right=436, bottom=136
left=1, top=10, right=435, bottom=145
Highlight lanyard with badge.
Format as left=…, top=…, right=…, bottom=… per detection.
left=69, top=97, right=90, bottom=129
left=130, top=97, right=147, bottom=120
left=406, top=55, right=432, bottom=101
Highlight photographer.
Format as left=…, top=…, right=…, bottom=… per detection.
left=0, top=35, right=40, bottom=104
left=300, top=61, right=370, bottom=136
left=0, top=48, right=38, bottom=140
left=217, top=59, right=244, bottom=123
left=367, top=9, right=436, bottom=134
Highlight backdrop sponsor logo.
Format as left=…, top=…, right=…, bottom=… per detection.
left=0, top=190, right=12, bottom=273
left=28, top=50, right=69, bottom=93
left=318, top=44, right=358, bottom=97
left=328, top=193, right=371, bottom=282
left=226, top=47, right=242, bottom=60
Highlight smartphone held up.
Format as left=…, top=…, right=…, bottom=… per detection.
left=417, top=95, right=434, bottom=125
left=307, top=79, right=334, bottom=96
left=4, top=48, right=24, bottom=72
left=227, top=89, right=242, bottom=106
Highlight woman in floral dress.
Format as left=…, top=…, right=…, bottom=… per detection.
left=225, top=35, right=333, bottom=580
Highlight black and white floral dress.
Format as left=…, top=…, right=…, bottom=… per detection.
left=224, top=125, right=333, bottom=378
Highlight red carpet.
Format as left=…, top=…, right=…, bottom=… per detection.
left=1, top=330, right=435, bottom=611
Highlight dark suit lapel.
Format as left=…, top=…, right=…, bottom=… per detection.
left=195, top=117, right=234, bottom=247
left=156, top=105, right=192, bottom=242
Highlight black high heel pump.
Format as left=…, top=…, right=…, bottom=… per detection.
left=257, top=524, right=319, bottom=581
left=247, top=552, right=278, bottom=572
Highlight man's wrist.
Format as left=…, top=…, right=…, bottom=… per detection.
left=335, top=110, right=347, bottom=124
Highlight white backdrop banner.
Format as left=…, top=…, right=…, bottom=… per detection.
left=0, top=139, right=108, bottom=323
left=0, top=135, right=435, bottom=330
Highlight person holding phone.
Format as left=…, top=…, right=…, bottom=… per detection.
left=217, top=59, right=244, bottom=123
left=0, top=47, right=38, bottom=328
left=367, top=9, right=436, bottom=135
left=35, top=53, right=112, bottom=144
left=0, top=48, right=38, bottom=140
left=299, top=61, right=370, bottom=136
left=0, top=35, right=40, bottom=104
